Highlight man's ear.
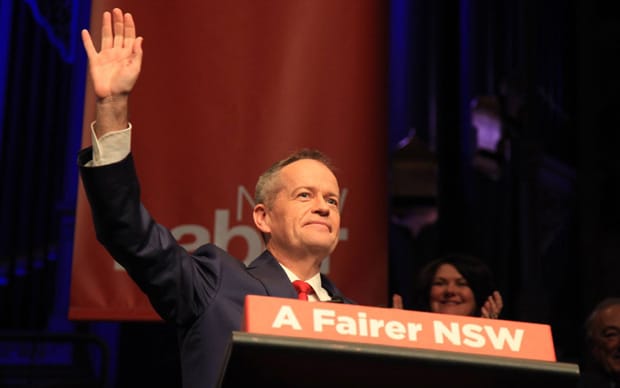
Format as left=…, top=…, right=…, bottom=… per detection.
left=253, top=204, right=271, bottom=234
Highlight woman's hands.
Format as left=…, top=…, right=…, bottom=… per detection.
left=392, top=293, right=404, bottom=309
left=480, top=291, right=503, bottom=319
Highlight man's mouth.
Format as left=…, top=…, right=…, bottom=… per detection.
left=305, top=221, right=331, bottom=231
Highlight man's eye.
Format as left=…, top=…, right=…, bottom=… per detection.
left=327, top=198, right=338, bottom=206
left=298, top=192, right=310, bottom=198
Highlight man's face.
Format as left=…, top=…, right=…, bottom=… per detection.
left=429, top=264, right=477, bottom=317
left=260, top=159, right=340, bottom=259
left=592, top=304, right=620, bottom=379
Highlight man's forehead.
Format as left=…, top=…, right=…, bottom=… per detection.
left=279, top=159, right=339, bottom=187
left=282, top=158, right=333, bottom=172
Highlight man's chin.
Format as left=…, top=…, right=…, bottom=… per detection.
left=304, top=238, right=338, bottom=257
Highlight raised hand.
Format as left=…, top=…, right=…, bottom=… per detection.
left=480, top=290, right=503, bottom=319
left=81, top=8, right=143, bottom=101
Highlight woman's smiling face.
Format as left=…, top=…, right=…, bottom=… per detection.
left=429, top=263, right=477, bottom=317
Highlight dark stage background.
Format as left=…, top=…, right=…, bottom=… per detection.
left=0, top=0, right=618, bottom=386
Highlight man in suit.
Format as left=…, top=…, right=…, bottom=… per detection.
left=79, top=8, right=353, bottom=388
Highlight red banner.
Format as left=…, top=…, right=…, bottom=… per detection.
left=70, top=0, right=388, bottom=320
left=243, top=296, right=557, bottom=361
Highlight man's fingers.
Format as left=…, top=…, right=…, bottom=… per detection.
left=94, top=9, right=139, bottom=54
left=133, top=36, right=144, bottom=59
left=124, top=12, right=137, bottom=44
left=81, top=29, right=96, bottom=58
left=101, top=11, right=112, bottom=49
left=113, top=8, right=124, bottom=48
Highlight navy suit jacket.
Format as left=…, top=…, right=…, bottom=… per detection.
left=78, top=150, right=354, bottom=388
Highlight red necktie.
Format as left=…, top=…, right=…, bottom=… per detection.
left=292, top=280, right=314, bottom=301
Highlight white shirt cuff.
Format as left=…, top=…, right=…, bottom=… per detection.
left=85, top=121, right=132, bottom=167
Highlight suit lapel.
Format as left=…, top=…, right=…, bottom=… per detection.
left=320, top=274, right=349, bottom=301
left=247, top=250, right=298, bottom=298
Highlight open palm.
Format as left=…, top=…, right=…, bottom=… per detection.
left=81, top=8, right=143, bottom=99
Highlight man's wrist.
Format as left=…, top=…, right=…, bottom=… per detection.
left=94, top=94, right=130, bottom=137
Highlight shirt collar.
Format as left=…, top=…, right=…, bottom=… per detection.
left=279, top=264, right=330, bottom=301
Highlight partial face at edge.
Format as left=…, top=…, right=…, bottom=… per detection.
left=592, top=304, right=620, bottom=378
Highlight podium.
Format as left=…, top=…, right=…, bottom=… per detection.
left=218, top=296, right=580, bottom=387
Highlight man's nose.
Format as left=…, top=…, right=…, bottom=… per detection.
left=312, top=196, right=330, bottom=215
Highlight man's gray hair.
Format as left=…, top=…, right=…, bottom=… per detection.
left=254, top=148, right=336, bottom=208
left=584, top=297, right=620, bottom=341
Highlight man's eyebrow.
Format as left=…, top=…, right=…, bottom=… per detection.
left=293, top=186, right=340, bottom=196
left=292, top=186, right=312, bottom=192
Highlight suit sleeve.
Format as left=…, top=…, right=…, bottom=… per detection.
left=78, top=148, right=217, bottom=325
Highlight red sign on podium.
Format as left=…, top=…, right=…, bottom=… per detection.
left=242, top=295, right=557, bottom=362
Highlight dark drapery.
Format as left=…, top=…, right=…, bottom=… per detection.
left=387, top=0, right=618, bottom=365
left=0, top=0, right=89, bottom=330
left=0, top=0, right=108, bottom=385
